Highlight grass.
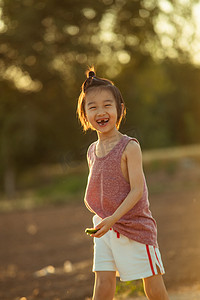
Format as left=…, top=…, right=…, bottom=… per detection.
left=0, top=163, right=88, bottom=212
left=144, top=159, right=178, bottom=175
left=0, top=143, right=200, bottom=212
left=115, top=279, right=145, bottom=298
left=35, top=173, right=87, bottom=205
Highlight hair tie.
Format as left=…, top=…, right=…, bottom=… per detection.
left=88, top=71, right=95, bottom=78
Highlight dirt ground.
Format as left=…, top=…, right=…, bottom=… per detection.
left=0, top=166, right=200, bottom=300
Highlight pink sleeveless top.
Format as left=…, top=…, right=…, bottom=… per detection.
left=84, top=134, right=158, bottom=247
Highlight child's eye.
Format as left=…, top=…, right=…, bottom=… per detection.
left=89, top=106, right=96, bottom=110
left=105, top=104, right=111, bottom=107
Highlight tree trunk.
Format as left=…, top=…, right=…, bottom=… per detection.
left=4, top=164, right=16, bottom=199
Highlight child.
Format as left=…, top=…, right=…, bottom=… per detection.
left=77, top=68, right=169, bottom=300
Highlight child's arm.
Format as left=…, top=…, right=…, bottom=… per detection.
left=92, top=141, right=144, bottom=238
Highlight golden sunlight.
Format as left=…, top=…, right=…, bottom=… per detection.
left=2, top=64, right=42, bottom=92
left=191, top=3, right=200, bottom=65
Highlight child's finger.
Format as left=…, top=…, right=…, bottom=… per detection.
left=92, top=227, right=106, bottom=238
left=95, top=222, right=103, bottom=230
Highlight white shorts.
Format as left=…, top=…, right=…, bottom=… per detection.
left=92, top=215, right=165, bottom=281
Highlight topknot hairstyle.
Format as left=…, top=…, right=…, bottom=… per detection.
left=88, top=70, right=95, bottom=78
left=77, top=67, right=126, bottom=132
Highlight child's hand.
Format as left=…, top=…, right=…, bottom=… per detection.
left=91, top=216, right=116, bottom=238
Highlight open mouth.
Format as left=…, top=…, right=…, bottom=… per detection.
left=96, top=118, right=109, bottom=126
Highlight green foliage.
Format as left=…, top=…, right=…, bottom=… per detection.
left=0, top=167, right=88, bottom=210
left=0, top=0, right=200, bottom=197
left=36, top=173, right=87, bottom=199
left=145, top=159, right=178, bottom=175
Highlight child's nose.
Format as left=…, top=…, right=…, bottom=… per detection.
left=96, top=107, right=106, bottom=116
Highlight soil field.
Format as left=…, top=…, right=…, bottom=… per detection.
left=0, top=161, right=200, bottom=300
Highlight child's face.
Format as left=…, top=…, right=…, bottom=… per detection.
left=85, top=88, right=119, bottom=133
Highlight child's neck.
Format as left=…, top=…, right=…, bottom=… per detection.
left=97, top=129, right=123, bottom=145
left=96, top=129, right=123, bottom=158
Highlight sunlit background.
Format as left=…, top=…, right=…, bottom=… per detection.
left=0, top=0, right=200, bottom=198
left=0, top=1, right=200, bottom=299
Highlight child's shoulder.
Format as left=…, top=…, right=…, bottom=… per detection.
left=123, top=137, right=142, bottom=158
left=86, top=140, right=97, bottom=160
left=87, top=140, right=97, bottom=152
left=123, top=134, right=139, bottom=144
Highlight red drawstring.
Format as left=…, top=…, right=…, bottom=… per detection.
left=115, top=230, right=120, bottom=238
left=109, top=228, right=120, bottom=238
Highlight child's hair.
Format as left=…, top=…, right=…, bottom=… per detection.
left=77, top=67, right=126, bottom=131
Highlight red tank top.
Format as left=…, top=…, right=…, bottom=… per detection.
left=84, top=134, right=158, bottom=247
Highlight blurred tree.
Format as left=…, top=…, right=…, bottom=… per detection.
left=115, top=58, right=200, bottom=149
left=0, top=0, right=200, bottom=197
